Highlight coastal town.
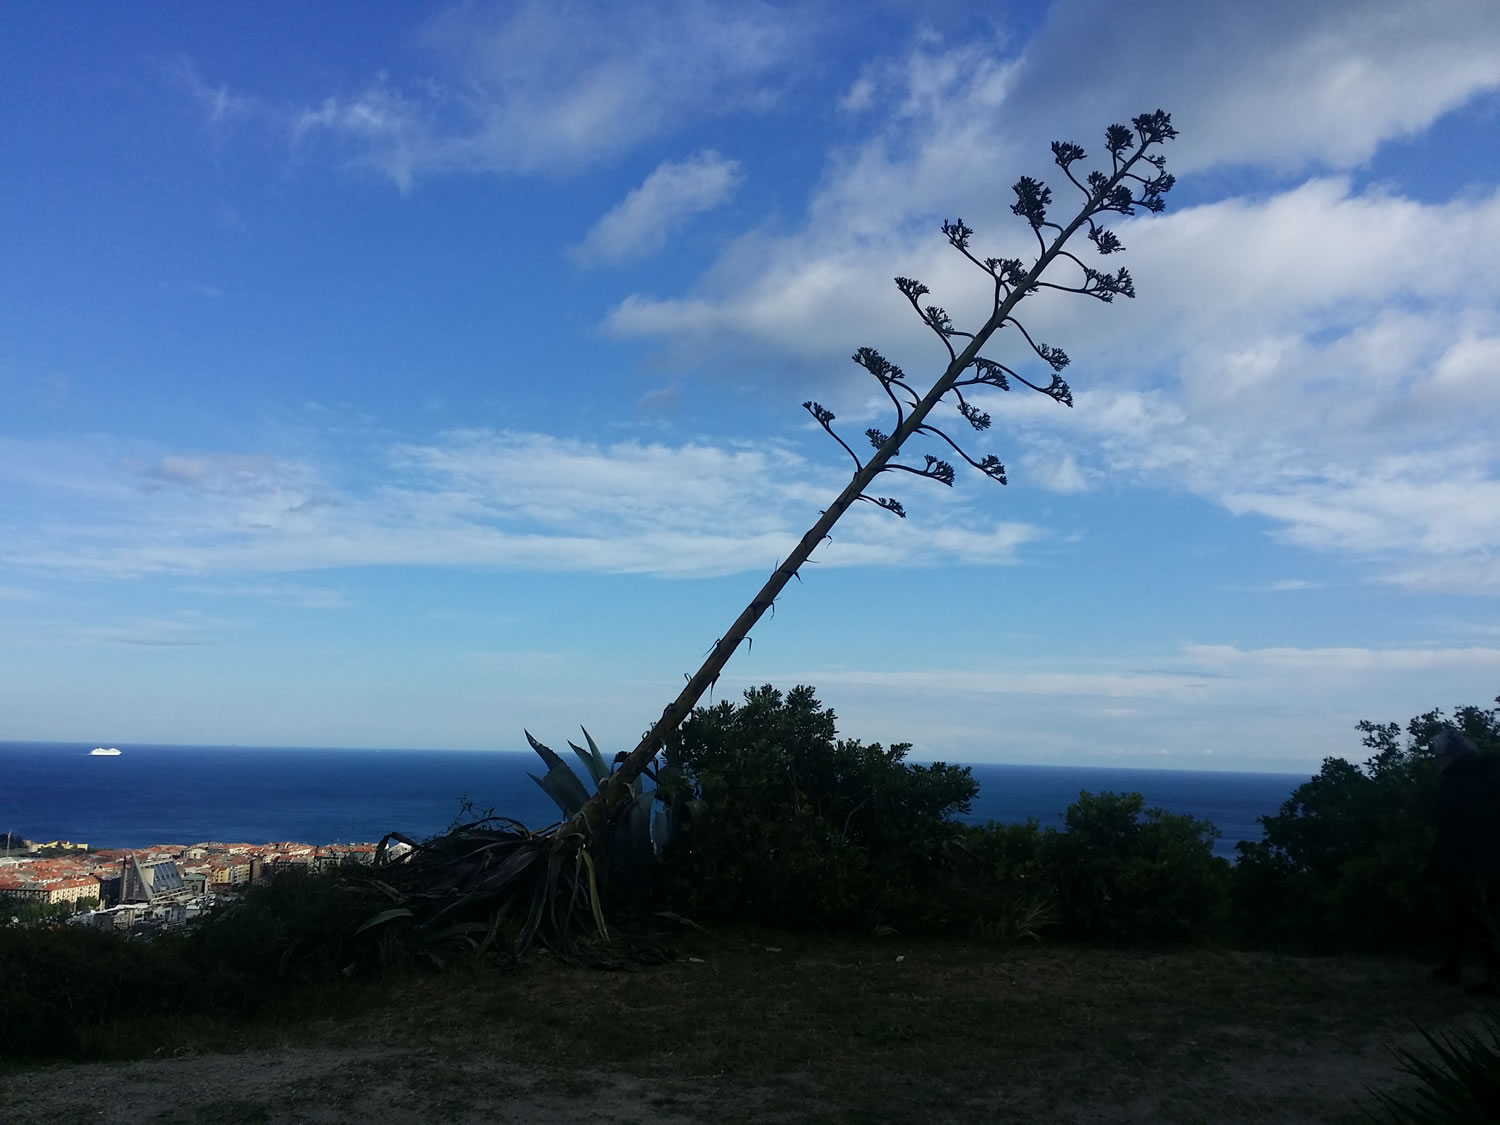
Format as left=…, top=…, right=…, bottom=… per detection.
left=0, top=836, right=387, bottom=931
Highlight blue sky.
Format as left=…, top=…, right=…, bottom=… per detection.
left=2, top=1, right=1498, bottom=772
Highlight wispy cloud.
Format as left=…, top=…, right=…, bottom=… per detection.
left=1378, top=555, right=1500, bottom=596
left=167, top=55, right=263, bottom=127
left=1181, top=642, right=1500, bottom=671
left=838, top=75, right=875, bottom=114
left=0, top=430, right=1044, bottom=580
left=742, top=641, right=1500, bottom=767
left=1218, top=579, right=1322, bottom=593
left=181, top=583, right=352, bottom=610
left=573, top=151, right=743, bottom=265
left=81, top=614, right=227, bottom=648
left=0, top=585, right=36, bottom=602
left=274, top=1, right=814, bottom=188
left=788, top=666, right=1216, bottom=702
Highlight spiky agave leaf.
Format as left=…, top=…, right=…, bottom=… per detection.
left=568, top=727, right=612, bottom=788
left=526, top=730, right=592, bottom=816
left=1369, top=1009, right=1500, bottom=1122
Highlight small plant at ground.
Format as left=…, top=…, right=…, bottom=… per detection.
left=1368, top=1005, right=1500, bottom=1123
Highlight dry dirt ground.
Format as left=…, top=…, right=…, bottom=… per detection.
left=0, top=1031, right=1474, bottom=1125
left=2, top=942, right=1491, bottom=1124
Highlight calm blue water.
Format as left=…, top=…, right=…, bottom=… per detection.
left=0, top=742, right=1308, bottom=860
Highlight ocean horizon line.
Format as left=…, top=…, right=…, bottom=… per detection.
left=0, top=739, right=1316, bottom=779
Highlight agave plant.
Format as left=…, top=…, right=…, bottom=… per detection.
left=525, top=726, right=679, bottom=900
left=350, top=729, right=685, bottom=964
left=1369, top=1007, right=1500, bottom=1123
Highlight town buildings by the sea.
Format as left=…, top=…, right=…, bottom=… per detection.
left=0, top=837, right=384, bottom=932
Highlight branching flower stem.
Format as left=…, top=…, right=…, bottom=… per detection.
left=572, top=114, right=1175, bottom=845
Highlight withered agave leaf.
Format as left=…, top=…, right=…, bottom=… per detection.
left=354, top=807, right=643, bottom=964
left=422, top=920, right=494, bottom=951
left=354, top=906, right=414, bottom=935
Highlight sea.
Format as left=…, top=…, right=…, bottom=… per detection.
left=0, top=742, right=1310, bottom=861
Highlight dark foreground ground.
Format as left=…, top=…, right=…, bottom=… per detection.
left=1, top=930, right=1489, bottom=1124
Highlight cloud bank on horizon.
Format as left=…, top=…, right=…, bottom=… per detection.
left=1, top=0, right=1497, bottom=771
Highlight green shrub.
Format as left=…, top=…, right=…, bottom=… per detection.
left=658, top=685, right=1229, bottom=945
left=945, top=819, right=1055, bottom=942
left=0, top=924, right=240, bottom=1061
left=193, top=865, right=399, bottom=982
left=0, top=869, right=383, bottom=1063
left=1038, top=790, right=1230, bottom=945
left=659, top=684, right=983, bottom=932
left=1232, top=698, right=1500, bottom=954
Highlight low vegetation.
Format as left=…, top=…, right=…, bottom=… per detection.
left=3, top=689, right=1498, bottom=1121
left=0, top=930, right=1484, bottom=1123
left=659, top=684, right=1230, bottom=947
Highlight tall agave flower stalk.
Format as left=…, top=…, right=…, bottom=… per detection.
left=575, top=110, right=1179, bottom=839
left=365, top=112, right=1178, bottom=961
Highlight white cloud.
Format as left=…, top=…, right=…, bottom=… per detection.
left=1431, top=336, right=1500, bottom=404
left=1182, top=643, right=1500, bottom=675
left=573, top=151, right=743, bottom=265
left=0, top=430, right=1045, bottom=580
left=1378, top=555, right=1500, bottom=596
left=1022, top=451, right=1089, bottom=494
left=1222, top=474, right=1500, bottom=557
left=0, top=585, right=35, bottom=602
left=1009, top=0, right=1500, bottom=174
left=839, top=76, right=875, bottom=113
left=286, top=1, right=814, bottom=185
left=599, top=16, right=1500, bottom=591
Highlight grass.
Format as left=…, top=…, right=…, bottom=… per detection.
left=1, top=927, right=1488, bottom=1123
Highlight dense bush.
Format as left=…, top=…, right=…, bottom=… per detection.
left=658, top=684, right=1230, bottom=944
left=0, top=894, right=98, bottom=925
left=659, top=684, right=981, bottom=930
left=1232, top=698, right=1500, bottom=954
left=1037, top=790, right=1230, bottom=944
left=945, top=819, right=1055, bottom=942
left=0, top=868, right=377, bottom=1062
left=0, top=923, right=251, bottom=1061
